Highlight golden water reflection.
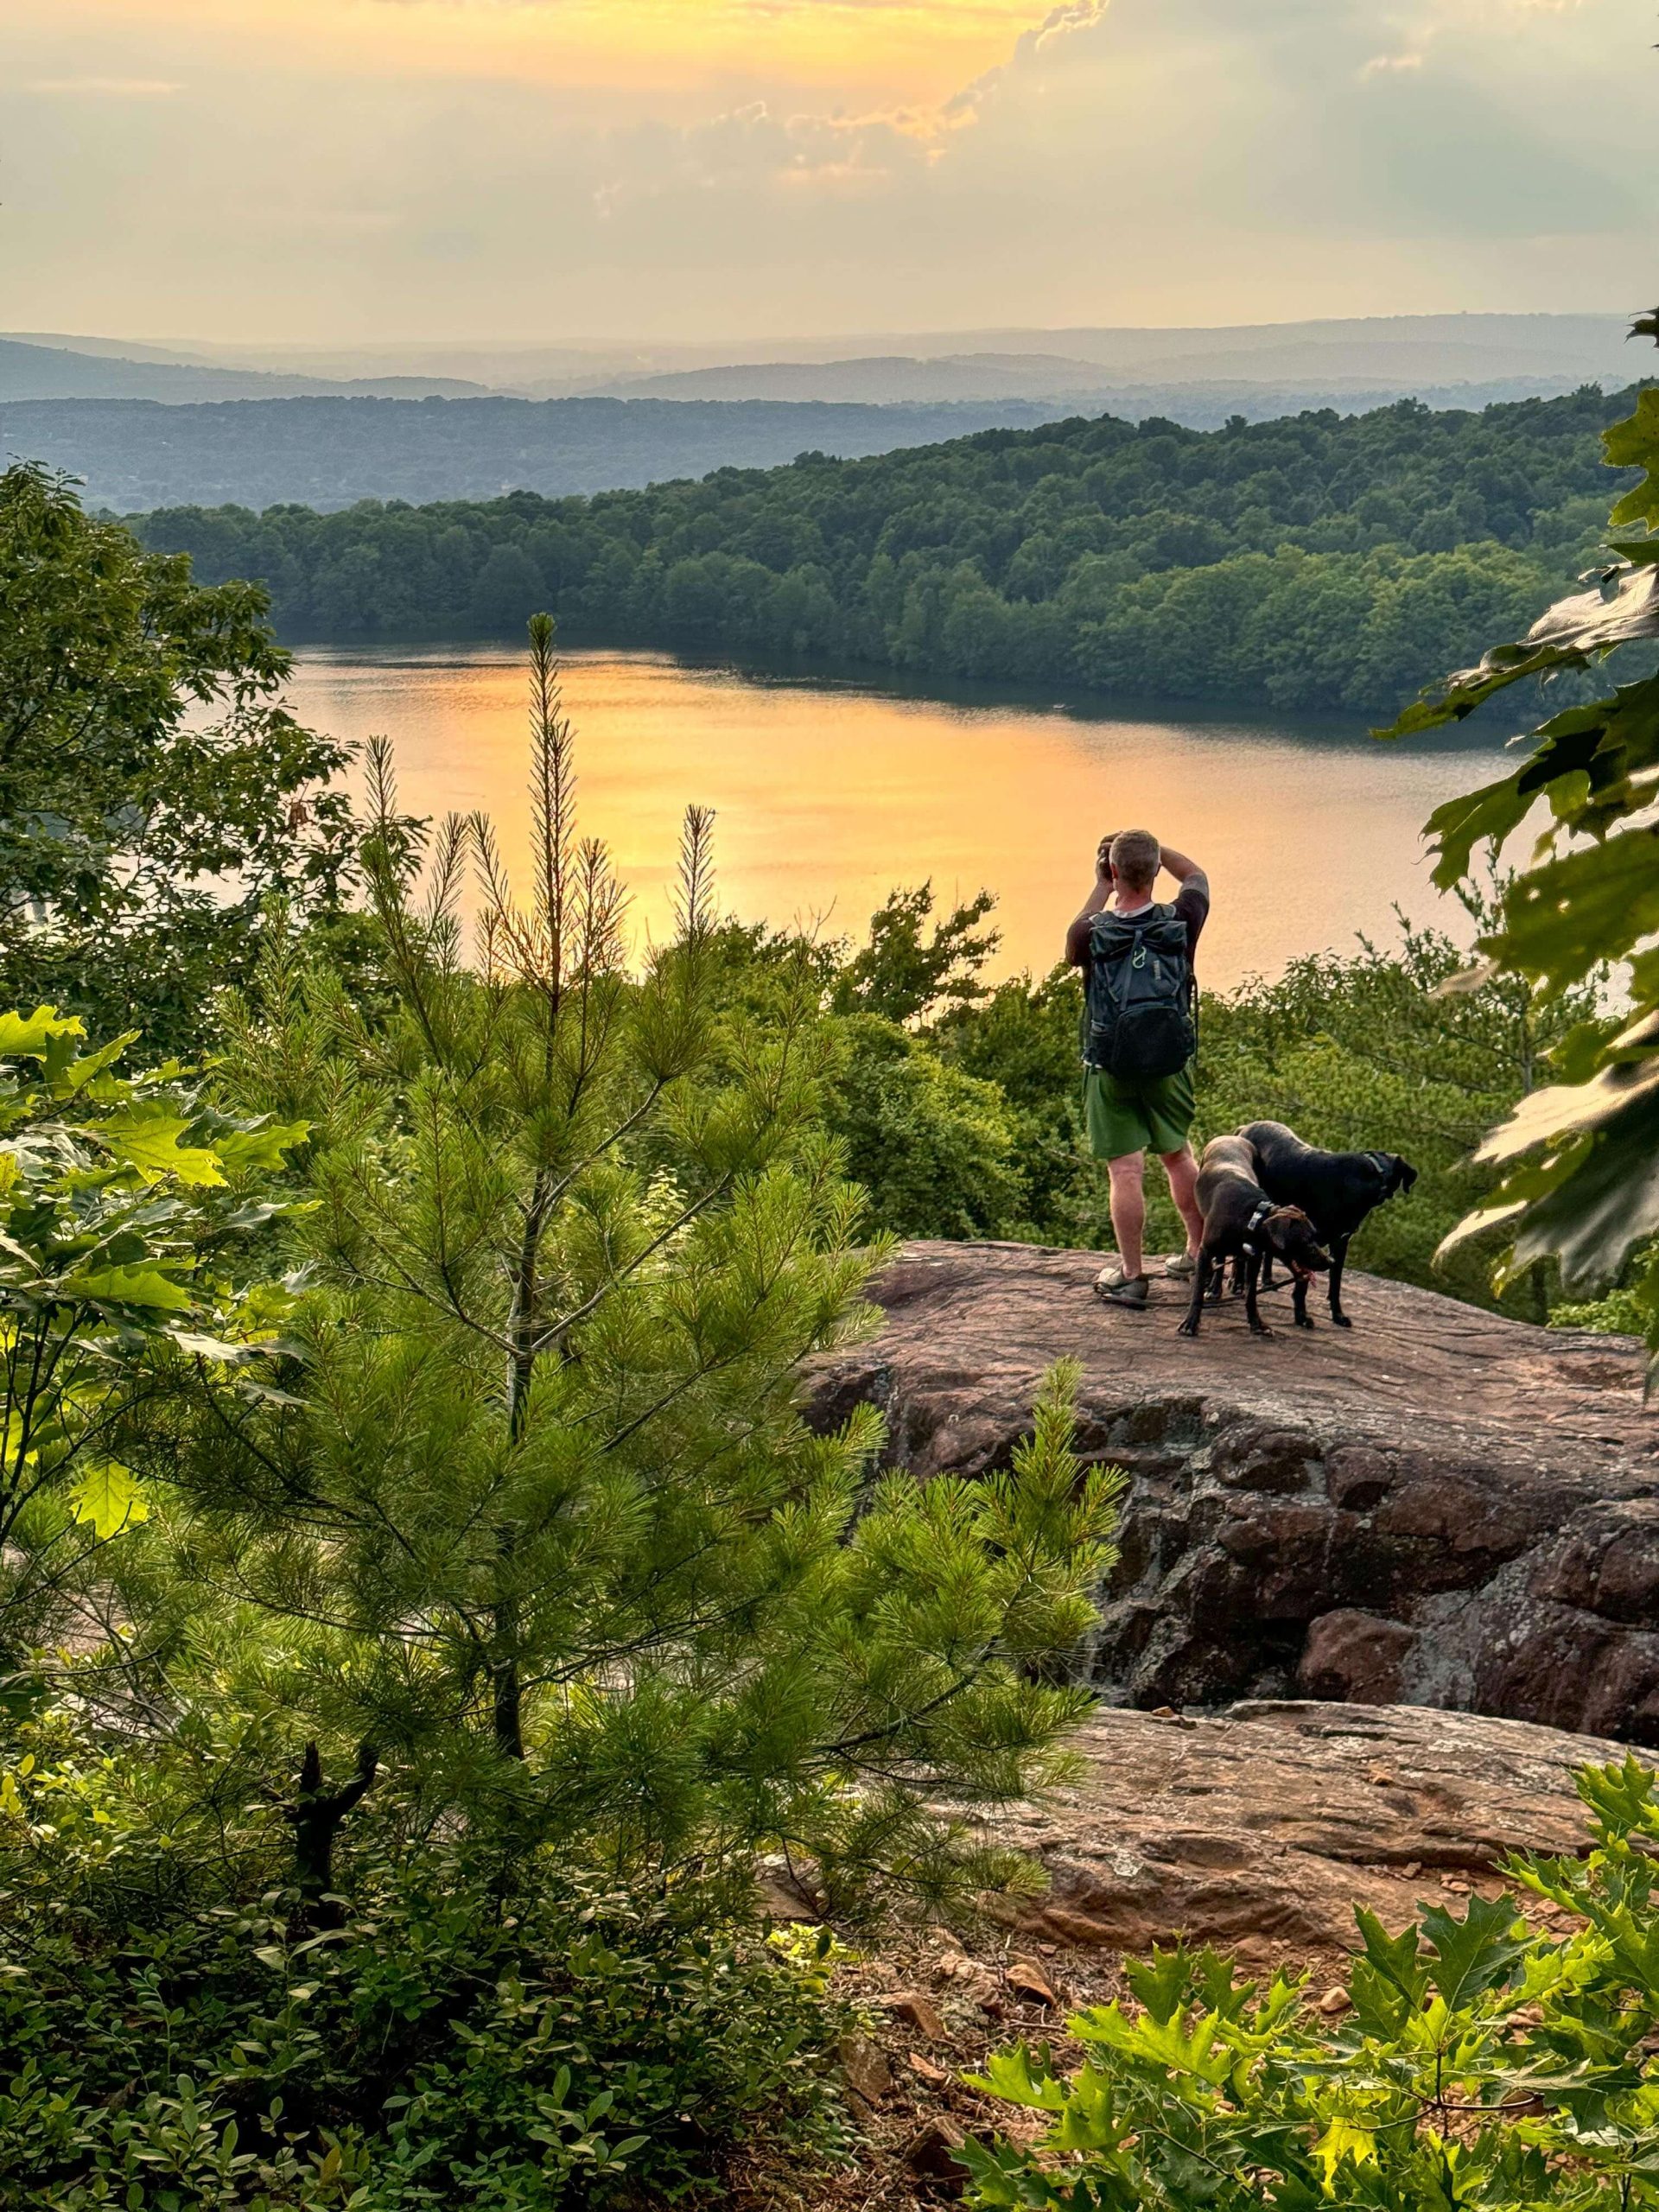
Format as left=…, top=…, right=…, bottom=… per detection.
left=283, top=648, right=1503, bottom=989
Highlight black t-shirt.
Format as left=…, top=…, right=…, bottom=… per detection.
left=1066, top=877, right=1210, bottom=976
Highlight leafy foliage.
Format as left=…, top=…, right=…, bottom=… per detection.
left=1380, top=327, right=1659, bottom=1372
left=0, top=463, right=364, bottom=1053
left=0, top=1717, right=850, bottom=2210
left=134, top=386, right=1634, bottom=711
left=0, top=1005, right=302, bottom=1667
left=828, top=885, right=1000, bottom=1025
left=824, top=1016, right=1029, bottom=1243
left=967, top=1753, right=1659, bottom=2211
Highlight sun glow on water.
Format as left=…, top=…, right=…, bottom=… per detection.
left=281, top=646, right=1494, bottom=988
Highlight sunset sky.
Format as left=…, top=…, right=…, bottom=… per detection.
left=7, top=0, right=1655, bottom=345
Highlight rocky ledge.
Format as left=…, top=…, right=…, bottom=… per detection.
left=810, top=1242, right=1659, bottom=1744
left=1004, top=1700, right=1624, bottom=1960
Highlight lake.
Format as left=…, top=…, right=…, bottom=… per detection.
left=283, top=647, right=1512, bottom=990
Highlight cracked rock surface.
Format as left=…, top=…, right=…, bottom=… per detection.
left=809, top=1242, right=1659, bottom=1744
left=1001, top=1699, right=1624, bottom=1957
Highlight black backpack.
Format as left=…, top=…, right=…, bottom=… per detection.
left=1084, top=906, right=1196, bottom=1080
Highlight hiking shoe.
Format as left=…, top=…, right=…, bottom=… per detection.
left=1163, top=1251, right=1198, bottom=1281
left=1094, top=1264, right=1149, bottom=1309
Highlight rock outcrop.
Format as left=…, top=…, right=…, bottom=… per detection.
left=1003, top=1699, right=1624, bottom=1959
left=810, top=1242, right=1659, bottom=1744
left=819, top=1697, right=1632, bottom=2209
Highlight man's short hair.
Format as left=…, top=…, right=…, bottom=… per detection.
left=1109, top=829, right=1160, bottom=893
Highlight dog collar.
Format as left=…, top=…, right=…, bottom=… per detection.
left=1242, top=1198, right=1274, bottom=1256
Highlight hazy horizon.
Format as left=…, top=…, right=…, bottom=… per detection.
left=7, top=311, right=1637, bottom=364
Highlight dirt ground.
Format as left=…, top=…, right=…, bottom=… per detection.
left=728, top=1867, right=1583, bottom=2209
left=728, top=1917, right=1327, bottom=2209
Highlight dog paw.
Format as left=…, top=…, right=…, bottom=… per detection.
left=1332, top=1313, right=1353, bottom=1330
left=1249, top=1323, right=1274, bottom=1338
left=1176, top=1321, right=1199, bottom=1339
left=1294, top=1315, right=1316, bottom=1330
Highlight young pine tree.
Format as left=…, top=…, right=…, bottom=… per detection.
left=181, top=618, right=1120, bottom=1910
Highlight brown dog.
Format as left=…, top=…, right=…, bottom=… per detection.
left=1179, top=1135, right=1331, bottom=1338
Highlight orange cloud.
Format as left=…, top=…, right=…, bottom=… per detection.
left=43, top=0, right=1050, bottom=101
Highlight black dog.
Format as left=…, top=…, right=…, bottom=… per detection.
left=1237, top=1121, right=1418, bottom=1330
left=1178, top=1135, right=1331, bottom=1338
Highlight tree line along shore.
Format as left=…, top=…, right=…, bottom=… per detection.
left=129, top=383, right=1641, bottom=714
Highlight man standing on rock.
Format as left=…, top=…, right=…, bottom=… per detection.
left=1066, top=828, right=1208, bottom=1309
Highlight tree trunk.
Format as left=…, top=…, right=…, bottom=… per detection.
left=289, top=1739, right=378, bottom=1924
left=492, top=1656, right=524, bottom=1761
left=492, top=1174, right=544, bottom=1767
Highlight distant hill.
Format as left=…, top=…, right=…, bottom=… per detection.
left=0, top=378, right=1622, bottom=514
left=0, top=338, right=489, bottom=404
left=443, top=314, right=1643, bottom=401
left=597, top=353, right=1122, bottom=403
left=956, top=312, right=1635, bottom=381
left=7, top=311, right=1633, bottom=408
left=0, top=393, right=1080, bottom=511
left=581, top=320, right=1638, bottom=407
left=4, top=330, right=229, bottom=365
left=591, top=357, right=1598, bottom=411
left=596, top=360, right=1606, bottom=410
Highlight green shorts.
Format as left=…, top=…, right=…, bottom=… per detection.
left=1083, top=1061, right=1197, bottom=1161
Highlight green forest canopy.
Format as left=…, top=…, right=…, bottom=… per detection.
left=130, top=383, right=1643, bottom=712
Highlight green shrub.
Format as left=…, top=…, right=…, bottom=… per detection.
left=176, top=651, right=1116, bottom=1898
left=1549, top=1277, right=1656, bottom=1338
left=0, top=1732, right=848, bottom=2211
left=965, top=1755, right=1659, bottom=2210
left=824, top=1014, right=1029, bottom=1240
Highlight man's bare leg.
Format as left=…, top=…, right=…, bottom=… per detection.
left=1160, top=1143, right=1204, bottom=1257
left=1108, top=1152, right=1147, bottom=1279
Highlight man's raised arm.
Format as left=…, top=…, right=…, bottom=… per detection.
left=1159, top=843, right=1207, bottom=891
left=1065, top=836, right=1117, bottom=968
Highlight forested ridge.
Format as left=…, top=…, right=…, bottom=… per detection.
left=134, top=382, right=1641, bottom=711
